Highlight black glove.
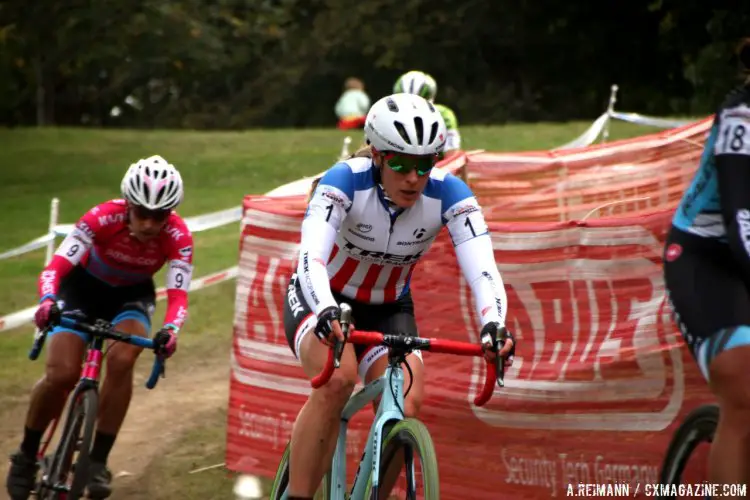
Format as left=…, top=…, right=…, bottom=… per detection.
left=152, top=327, right=178, bottom=358
left=314, top=306, right=341, bottom=343
left=480, top=322, right=516, bottom=366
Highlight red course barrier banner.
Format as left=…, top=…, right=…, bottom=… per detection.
left=226, top=122, right=715, bottom=499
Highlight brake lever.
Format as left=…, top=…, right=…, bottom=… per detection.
left=482, top=327, right=507, bottom=389
left=333, top=303, right=352, bottom=369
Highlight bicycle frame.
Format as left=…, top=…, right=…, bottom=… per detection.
left=289, top=304, right=503, bottom=500
left=331, top=359, right=407, bottom=500
left=31, top=315, right=163, bottom=461
left=37, top=335, right=108, bottom=461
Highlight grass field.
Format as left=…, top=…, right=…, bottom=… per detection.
left=0, top=118, right=672, bottom=499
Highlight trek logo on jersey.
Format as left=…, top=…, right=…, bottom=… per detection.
left=98, top=212, right=126, bottom=227
left=342, top=240, right=423, bottom=265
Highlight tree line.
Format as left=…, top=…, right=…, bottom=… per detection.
left=1, top=0, right=748, bottom=129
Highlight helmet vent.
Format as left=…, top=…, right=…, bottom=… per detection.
left=386, top=97, right=399, bottom=113
left=393, top=121, right=412, bottom=145
left=414, top=117, right=424, bottom=145
left=428, top=121, right=438, bottom=145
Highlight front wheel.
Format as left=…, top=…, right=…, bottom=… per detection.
left=364, top=418, right=439, bottom=500
left=268, top=441, right=330, bottom=500
left=41, top=388, right=98, bottom=500
left=657, top=404, right=718, bottom=499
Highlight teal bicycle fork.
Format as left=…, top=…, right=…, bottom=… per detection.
left=278, top=359, right=412, bottom=500
left=331, top=361, right=411, bottom=500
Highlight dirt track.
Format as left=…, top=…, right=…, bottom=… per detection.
left=0, top=358, right=230, bottom=500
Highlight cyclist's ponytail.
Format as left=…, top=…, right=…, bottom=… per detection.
left=347, top=143, right=373, bottom=160
left=306, top=143, right=374, bottom=203
left=307, top=176, right=322, bottom=204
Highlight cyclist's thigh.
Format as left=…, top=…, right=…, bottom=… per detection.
left=283, top=273, right=318, bottom=359
left=110, top=280, right=157, bottom=337
left=664, top=229, right=750, bottom=380
left=45, top=267, right=93, bottom=372
left=283, top=273, right=357, bottom=379
left=298, top=332, right=357, bottom=381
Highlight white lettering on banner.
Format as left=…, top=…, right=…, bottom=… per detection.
left=502, top=448, right=557, bottom=497
left=241, top=254, right=293, bottom=344
left=502, top=448, right=658, bottom=497
left=237, top=406, right=294, bottom=448
left=592, top=455, right=657, bottom=486
left=98, top=213, right=126, bottom=226
left=236, top=405, right=367, bottom=456
left=463, top=256, right=684, bottom=431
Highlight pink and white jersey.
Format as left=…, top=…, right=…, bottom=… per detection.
left=297, top=157, right=508, bottom=328
left=37, top=199, right=194, bottom=330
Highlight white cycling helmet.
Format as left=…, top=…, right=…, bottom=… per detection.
left=393, top=71, right=438, bottom=102
left=365, top=93, right=447, bottom=156
left=121, top=155, right=184, bottom=210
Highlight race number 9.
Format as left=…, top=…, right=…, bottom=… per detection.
left=57, top=233, right=88, bottom=264
left=167, top=261, right=193, bottom=291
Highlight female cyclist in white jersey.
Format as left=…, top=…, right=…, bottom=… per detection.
left=281, top=93, right=515, bottom=499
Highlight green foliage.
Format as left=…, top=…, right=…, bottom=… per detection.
left=1, top=1, right=747, bottom=127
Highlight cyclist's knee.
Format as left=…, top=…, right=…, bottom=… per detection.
left=45, top=332, right=85, bottom=390
left=403, top=355, right=425, bottom=417
left=106, top=319, right=146, bottom=376
left=709, top=339, right=750, bottom=414
left=314, top=369, right=356, bottom=409
left=300, top=334, right=357, bottom=409
left=404, top=397, right=422, bottom=418
left=106, top=348, right=139, bottom=378
left=45, top=359, right=81, bottom=391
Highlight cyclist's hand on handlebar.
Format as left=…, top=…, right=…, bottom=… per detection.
left=34, top=298, right=60, bottom=330
left=314, top=306, right=345, bottom=346
left=480, top=322, right=516, bottom=367
left=153, top=326, right=178, bottom=358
